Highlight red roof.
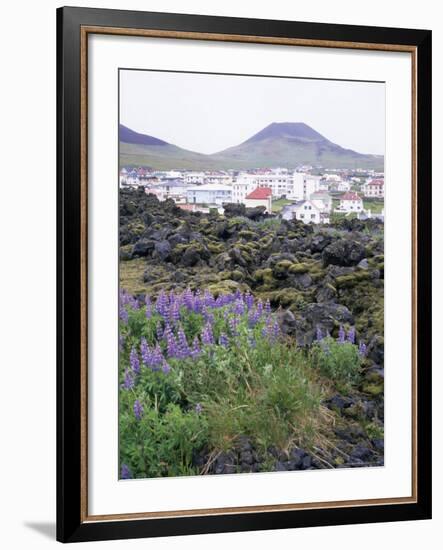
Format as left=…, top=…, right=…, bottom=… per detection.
left=246, top=187, right=272, bottom=200
left=341, top=192, right=361, bottom=201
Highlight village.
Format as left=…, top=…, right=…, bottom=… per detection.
left=119, top=166, right=385, bottom=224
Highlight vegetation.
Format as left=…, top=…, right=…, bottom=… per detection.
left=272, top=198, right=293, bottom=212
left=119, top=288, right=366, bottom=479
left=118, top=192, right=385, bottom=478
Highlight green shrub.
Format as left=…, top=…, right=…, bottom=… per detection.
left=310, top=337, right=362, bottom=386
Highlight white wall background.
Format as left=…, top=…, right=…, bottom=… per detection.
left=0, top=0, right=438, bottom=548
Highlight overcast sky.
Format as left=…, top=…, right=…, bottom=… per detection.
left=120, top=69, right=385, bottom=156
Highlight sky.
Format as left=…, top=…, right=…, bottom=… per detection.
left=120, top=69, right=385, bottom=156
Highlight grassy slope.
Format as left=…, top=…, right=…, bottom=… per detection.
left=272, top=198, right=293, bottom=212
left=120, top=139, right=384, bottom=171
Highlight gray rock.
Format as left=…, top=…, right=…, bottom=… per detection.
left=322, top=239, right=366, bottom=267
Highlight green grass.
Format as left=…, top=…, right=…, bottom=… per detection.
left=272, top=198, right=293, bottom=212
left=119, top=290, right=365, bottom=478
left=363, top=199, right=384, bottom=214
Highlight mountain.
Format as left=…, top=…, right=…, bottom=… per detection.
left=119, top=124, right=214, bottom=170
left=213, top=123, right=384, bottom=170
left=119, top=122, right=384, bottom=171
left=119, top=124, right=169, bottom=146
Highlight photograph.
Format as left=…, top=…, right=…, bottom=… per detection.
left=118, top=69, right=386, bottom=480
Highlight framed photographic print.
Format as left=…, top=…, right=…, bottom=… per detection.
left=57, top=6, right=432, bottom=543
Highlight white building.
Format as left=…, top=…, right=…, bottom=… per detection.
left=235, top=171, right=293, bottom=198
left=310, top=191, right=332, bottom=213
left=120, top=168, right=145, bottom=188
left=362, top=179, right=384, bottom=198
left=187, top=184, right=232, bottom=206
left=337, top=192, right=364, bottom=213
left=184, top=171, right=206, bottom=185
left=244, top=187, right=273, bottom=213
left=149, top=180, right=188, bottom=201
left=204, top=172, right=233, bottom=186
left=231, top=178, right=256, bottom=204
left=291, top=173, right=321, bottom=200
left=329, top=179, right=351, bottom=192
left=282, top=200, right=330, bottom=224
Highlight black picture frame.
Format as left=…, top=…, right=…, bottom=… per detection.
left=57, top=6, right=432, bottom=543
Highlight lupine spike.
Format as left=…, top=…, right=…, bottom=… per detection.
left=130, top=347, right=140, bottom=374
left=133, top=399, right=143, bottom=420
left=121, top=463, right=132, bottom=479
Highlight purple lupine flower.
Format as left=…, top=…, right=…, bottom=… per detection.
left=272, top=320, right=280, bottom=339
left=133, top=399, right=143, bottom=420
left=256, top=299, right=264, bottom=316
left=193, top=294, right=203, bottom=314
left=233, top=299, right=245, bottom=316
left=338, top=325, right=346, bottom=343
left=195, top=403, right=203, bottom=414
left=121, top=463, right=131, bottom=479
left=169, top=300, right=181, bottom=324
left=203, top=290, right=215, bottom=308
left=265, top=299, right=271, bottom=315
left=140, top=337, right=151, bottom=366
left=156, top=290, right=169, bottom=317
left=228, top=315, right=239, bottom=336
left=358, top=341, right=367, bottom=357
left=149, top=344, right=164, bottom=370
left=119, top=289, right=130, bottom=306
left=162, top=360, right=171, bottom=374
left=131, top=297, right=140, bottom=310
left=248, top=308, right=261, bottom=327
left=316, top=325, right=323, bottom=341
left=190, top=337, right=201, bottom=359
left=202, top=309, right=215, bottom=325
left=347, top=327, right=356, bottom=344
left=164, top=324, right=179, bottom=358
left=201, top=322, right=214, bottom=345
left=234, top=289, right=243, bottom=301
left=119, top=306, right=129, bottom=324
left=219, top=333, right=229, bottom=347
left=183, top=287, right=194, bottom=311
left=145, top=295, right=152, bottom=318
left=121, top=368, right=134, bottom=390
left=130, top=347, right=140, bottom=374
left=244, top=291, right=254, bottom=310
left=215, top=295, right=225, bottom=308
left=177, top=326, right=190, bottom=358
left=156, top=322, right=164, bottom=340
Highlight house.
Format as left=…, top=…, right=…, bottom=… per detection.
left=329, top=179, right=351, bottom=192
left=362, top=178, right=384, bottom=198
left=244, top=187, right=273, bottom=213
left=119, top=168, right=128, bottom=187
left=337, top=192, right=363, bottom=213
left=184, top=171, right=206, bottom=185
left=204, top=172, right=233, bottom=186
left=186, top=184, right=232, bottom=206
left=291, top=173, right=321, bottom=200
left=149, top=179, right=188, bottom=201
left=231, top=179, right=257, bottom=204
left=236, top=170, right=293, bottom=198
left=281, top=200, right=330, bottom=224
left=309, top=191, right=332, bottom=213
